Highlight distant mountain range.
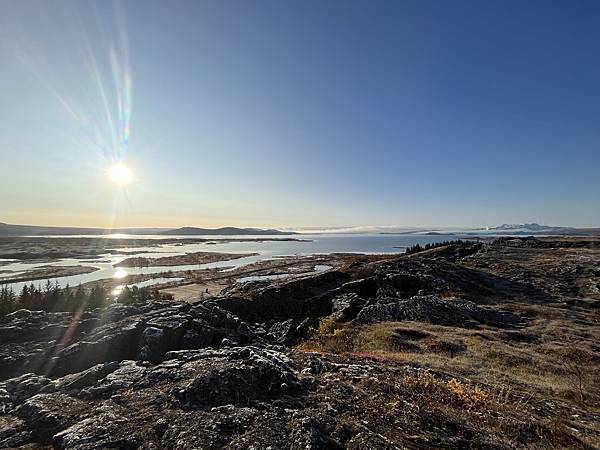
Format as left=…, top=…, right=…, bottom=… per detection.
left=381, top=223, right=600, bottom=236
left=0, top=221, right=597, bottom=237
left=488, top=223, right=554, bottom=231
left=0, top=223, right=296, bottom=237
left=481, top=223, right=600, bottom=235
left=156, top=227, right=296, bottom=236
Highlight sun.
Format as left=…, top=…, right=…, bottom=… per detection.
left=108, top=164, right=132, bottom=185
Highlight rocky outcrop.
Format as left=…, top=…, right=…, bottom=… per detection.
left=367, top=257, right=548, bottom=305
left=0, top=340, right=413, bottom=449
left=14, top=393, right=91, bottom=442
left=0, top=239, right=596, bottom=449
left=172, top=347, right=302, bottom=408
left=54, top=409, right=141, bottom=450
left=330, top=293, right=367, bottom=322
left=356, top=295, right=524, bottom=328
left=0, top=300, right=261, bottom=381
left=0, top=287, right=415, bottom=449
left=215, top=270, right=350, bottom=323
left=267, top=317, right=318, bottom=345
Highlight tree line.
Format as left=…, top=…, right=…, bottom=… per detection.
left=0, top=281, right=173, bottom=316
left=404, top=240, right=469, bottom=255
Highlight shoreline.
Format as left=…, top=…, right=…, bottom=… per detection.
left=0, top=236, right=311, bottom=260
left=114, top=251, right=259, bottom=268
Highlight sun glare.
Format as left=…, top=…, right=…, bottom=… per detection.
left=108, top=165, right=132, bottom=185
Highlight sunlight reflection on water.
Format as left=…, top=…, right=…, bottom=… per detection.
left=113, top=267, right=128, bottom=279
left=1, top=234, right=463, bottom=293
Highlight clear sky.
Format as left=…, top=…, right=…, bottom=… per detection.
left=1, top=0, right=598, bottom=229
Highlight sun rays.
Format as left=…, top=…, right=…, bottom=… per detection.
left=108, top=164, right=133, bottom=186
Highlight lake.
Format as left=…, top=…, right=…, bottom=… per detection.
left=0, top=233, right=465, bottom=292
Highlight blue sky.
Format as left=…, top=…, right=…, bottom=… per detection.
left=0, top=0, right=598, bottom=228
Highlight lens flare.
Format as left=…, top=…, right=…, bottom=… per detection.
left=9, top=2, right=136, bottom=232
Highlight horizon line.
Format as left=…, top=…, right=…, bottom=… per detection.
left=1, top=221, right=599, bottom=232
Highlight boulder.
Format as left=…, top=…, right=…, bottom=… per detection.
left=54, top=410, right=141, bottom=450
left=356, top=295, right=524, bottom=328
left=138, top=314, right=191, bottom=363
left=173, top=347, right=302, bottom=408
left=330, top=293, right=367, bottom=322
left=14, top=393, right=90, bottom=442
left=0, top=373, right=52, bottom=407
left=41, top=362, right=120, bottom=396
left=51, top=317, right=146, bottom=377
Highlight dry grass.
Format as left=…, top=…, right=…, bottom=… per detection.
left=296, top=240, right=600, bottom=447
left=401, top=372, right=491, bottom=410
left=349, top=366, right=589, bottom=449
left=299, top=308, right=600, bottom=447
left=302, top=309, right=600, bottom=410
left=305, top=316, right=359, bottom=354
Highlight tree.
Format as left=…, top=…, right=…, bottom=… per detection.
left=116, top=286, right=135, bottom=304
left=0, top=286, right=17, bottom=315
left=87, top=284, right=107, bottom=310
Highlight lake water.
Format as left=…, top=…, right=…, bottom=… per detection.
left=0, top=233, right=464, bottom=292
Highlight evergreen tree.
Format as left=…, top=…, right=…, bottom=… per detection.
left=116, top=286, right=135, bottom=304
left=87, top=284, right=107, bottom=309
left=0, top=286, right=17, bottom=315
